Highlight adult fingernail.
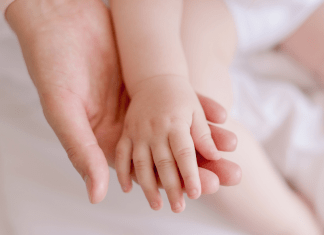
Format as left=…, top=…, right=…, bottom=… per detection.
left=84, top=175, right=92, bottom=203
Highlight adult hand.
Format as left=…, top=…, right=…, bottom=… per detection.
left=6, top=0, right=241, bottom=204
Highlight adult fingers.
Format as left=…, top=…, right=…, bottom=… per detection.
left=174, top=166, right=220, bottom=195
left=197, top=154, right=242, bottom=186
left=40, top=93, right=109, bottom=204
left=209, top=124, right=238, bottom=152
left=197, top=93, right=227, bottom=124
left=197, top=167, right=220, bottom=194
left=147, top=155, right=241, bottom=190
left=197, top=92, right=238, bottom=152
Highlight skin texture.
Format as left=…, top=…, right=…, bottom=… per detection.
left=5, top=0, right=241, bottom=210
left=5, top=0, right=323, bottom=232
left=176, top=0, right=323, bottom=233
left=111, top=0, right=224, bottom=212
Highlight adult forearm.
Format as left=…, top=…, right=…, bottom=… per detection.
left=110, top=0, right=189, bottom=97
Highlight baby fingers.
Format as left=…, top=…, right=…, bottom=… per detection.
left=115, top=137, right=133, bottom=193
left=132, top=143, right=163, bottom=211
left=151, top=139, right=186, bottom=213
left=191, top=112, right=221, bottom=161
left=169, top=125, right=201, bottom=200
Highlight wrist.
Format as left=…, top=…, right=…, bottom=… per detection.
left=127, top=74, right=193, bottom=99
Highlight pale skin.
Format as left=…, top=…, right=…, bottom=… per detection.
left=4, top=0, right=324, bottom=234
left=5, top=0, right=241, bottom=210
left=111, top=0, right=225, bottom=213
left=278, top=0, right=324, bottom=226
left=182, top=1, right=323, bottom=233
left=113, top=0, right=323, bottom=233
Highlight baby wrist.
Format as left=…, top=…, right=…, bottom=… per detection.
left=126, top=74, right=191, bottom=98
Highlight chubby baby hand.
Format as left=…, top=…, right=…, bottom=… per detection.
left=115, top=76, right=220, bottom=213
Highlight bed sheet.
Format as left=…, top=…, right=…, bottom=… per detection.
left=225, top=0, right=324, bottom=55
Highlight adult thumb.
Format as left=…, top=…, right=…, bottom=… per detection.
left=40, top=93, right=109, bottom=204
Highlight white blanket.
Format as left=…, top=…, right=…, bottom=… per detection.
left=230, top=50, right=324, bottom=227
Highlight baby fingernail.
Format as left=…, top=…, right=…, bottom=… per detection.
left=122, top=185, right=128, bottom=192
left=172, top=202, right=182, bottom=212
left=150, top=202, right=159, bottom=210
left=122, top=184, right=132, bottom=193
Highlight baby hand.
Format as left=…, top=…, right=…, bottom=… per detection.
left=115, top=76, right=220, bottom=213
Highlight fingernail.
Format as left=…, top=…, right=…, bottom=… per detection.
left=172, top=202, right=182, bottom=212
left=84, top=175, right=92, bottom=203
left=122, top=183, right=132, bottom=193
left=122, top=185, right=128, bottom=192
left=150, top=202, right=159, bottom=210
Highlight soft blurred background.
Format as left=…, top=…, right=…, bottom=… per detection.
left=1, top=0, right=324, bottom=233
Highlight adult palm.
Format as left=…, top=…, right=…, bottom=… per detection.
left=6, top=0, right=241, bottom=205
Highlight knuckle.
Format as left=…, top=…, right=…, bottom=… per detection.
left=155, top=158, right=174, bottom=170
left=140, top=182, right=154, bottom=192
left=66, top=146, right=83, bottom=174
left=164, top=184, right=180, bottom=195
left=149, top=117, right=169, bottom=134
left=171, top=121, right=190, bottom=134
left=133, top=158, right=148, bottom=171
left=176, top=147, right=195, bottom=160
left=115, top=146, right=126, bottom=163
left=198, top=133, right=212, bottom=143
left=66, top=143, right=98, bottom=173
left=182, top=174, right=196, bottom=185
left=170, top=116, right=187, bottom=125
left=116, top=169, right=127, bottom=182
left=66, top=146, right=78, bottom=164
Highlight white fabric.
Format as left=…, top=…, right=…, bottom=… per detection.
left=230, top=50, right=324, bottom=228
left=225, top=0, right=324, bottom=55
left=224, top=0, right=324, bottom=226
